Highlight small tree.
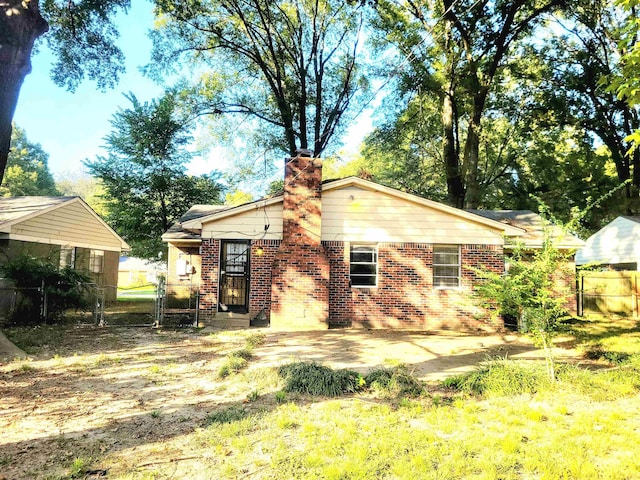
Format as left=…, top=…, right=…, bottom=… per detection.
left=475, top=222, right=573, bottom=380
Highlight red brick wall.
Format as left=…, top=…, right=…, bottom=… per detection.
left=270, top=243, right=330, bottom=329
left=270, top=155, right=330, bottom=329
left=282, top=156, right=323, bottom=245
left=199, top=239, right=220, bottom=322
left=196, top=238, right=505, bottom=330
left=249, top=240, right=280, bottom=321
left=328, top=242, right=504, bottom=331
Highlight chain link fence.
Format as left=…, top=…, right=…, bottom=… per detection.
left=1, top=277, right=202, bottom=328
left=0, top=278, right=106, bottom=327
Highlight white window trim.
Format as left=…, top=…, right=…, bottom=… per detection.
left=433, top=244, right=461, bottom=290
left=350, top=244, right=378, bottom=288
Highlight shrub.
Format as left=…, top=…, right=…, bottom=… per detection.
left=365, top=364, right=424, bottom=397
left=205, top=405, right=248, bottom=425
left=442, top=358, right=551, bottom=396
left=278, top=362, right=365, bottom=397
left=1, top=254, right=91, bottom=325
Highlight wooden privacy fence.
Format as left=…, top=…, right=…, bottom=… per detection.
left=577, top=271, right=640, bottom=317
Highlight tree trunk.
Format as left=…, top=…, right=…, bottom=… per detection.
left=441, top=19, right=465, bottom=208
left=462, top=90, right=487, bottom=209
left=0, top=0, right=49, bottom=185
left=0, top=330, right=27, bottom=361
left=442, top=88, right=464, bottom=208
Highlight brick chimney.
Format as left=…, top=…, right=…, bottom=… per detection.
left=282, top=150, right=323, bottom=245
left=270, top=150, right=330, bottom=329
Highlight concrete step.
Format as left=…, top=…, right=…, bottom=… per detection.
left=209, top=312, right=251, bottom=328
left=160, top=308, right=198, bottom=327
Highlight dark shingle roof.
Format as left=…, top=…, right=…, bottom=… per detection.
left=0, top=196, right=77, bottom=225
left=162, top=205, right=227, bottom=241
left=467, top=210, right=583, bottom=248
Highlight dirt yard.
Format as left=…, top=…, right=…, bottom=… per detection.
left=0, top=325, right=582, bottom=479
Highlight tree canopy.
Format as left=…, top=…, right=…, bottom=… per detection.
left=0, top=125, right=59, bottom=197
left=85, top=92, right=224, bottom=259
left=6, top=0, right=640, bottom=236
left=149, top=0, right=368, bottom=158
left=0, top=0, right=131, bottom=185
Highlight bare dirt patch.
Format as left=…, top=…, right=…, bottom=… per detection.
left=0, top=325, right=582, bottom=479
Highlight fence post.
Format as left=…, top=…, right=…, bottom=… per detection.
left=631, top=272, right=638, bottom=318
left=40, top=279, right=48, bottom=324
left=576, top=275, right=582, bottom=317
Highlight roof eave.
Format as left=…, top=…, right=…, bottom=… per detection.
left=181, top=196, right=284, bottom=229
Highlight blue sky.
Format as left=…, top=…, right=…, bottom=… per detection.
left=13, top=2, right=371, bottom=181
left=14, top=2, right=165, bottom=179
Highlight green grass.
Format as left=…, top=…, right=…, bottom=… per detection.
left=217, top=333, right=266, bottom=378
left=567, top=316, right=640, bottom=357
left=7, top=317, right=640, bottom=479
left=197, top=393, right=640, bottom=479
left=192, top=318, right=640, bottom=478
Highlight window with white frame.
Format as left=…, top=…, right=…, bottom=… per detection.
left=60, top=247, right=76, bottom=269
left=350, top=244, right=377, bottom=287
left=433, top=245, right=460, bottom=288
left=90, top=249, right=105, bottom=274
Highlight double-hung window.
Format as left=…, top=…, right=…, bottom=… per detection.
left=433, top=245, right=460, bottom=288
left=350, top=244, right=377, bottom=287
left=90, top=249, right=105, bottom=274
left=60, top=247, right=76, bottom=269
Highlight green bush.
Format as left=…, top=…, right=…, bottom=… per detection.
left=365, top=364, right=424, bottom=397
left=278, top=362, right=365, bottom=397
left=1, top=254, right=91, bottom=325
left=205, top=405, right=248, bottom=425
left=443, top=358, right=551, bottom=396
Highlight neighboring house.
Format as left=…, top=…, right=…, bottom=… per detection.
left=0, top=196, right=129, bottom=302
left=163, top=155, right=583, bottom=331
left=576, top=216, right=640, bottom=270
left=118, top=256, right=166, bottom=289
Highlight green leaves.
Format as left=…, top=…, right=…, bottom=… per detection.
left=148, top=0, right=368, bottom=157
left=0, top=126, right=60, bottom=197
left=43, top=0, right=131, bottom=92
left=85, top=91, right=224, bottom=259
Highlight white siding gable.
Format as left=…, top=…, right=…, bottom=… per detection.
left=201, top=202, right=284, bottom=240
left=199, top=185, right=506, bottom=244
left=9, top=200, right=125, bottom=251
left=321, top=186, right=504, bottom=244
left=576, top=217, right=640, bottom=266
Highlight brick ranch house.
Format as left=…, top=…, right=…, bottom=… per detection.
left=162, top=154, right=583, bottom=330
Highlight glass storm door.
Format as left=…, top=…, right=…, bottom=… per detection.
left=219, top=241, right=250, bottom=313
